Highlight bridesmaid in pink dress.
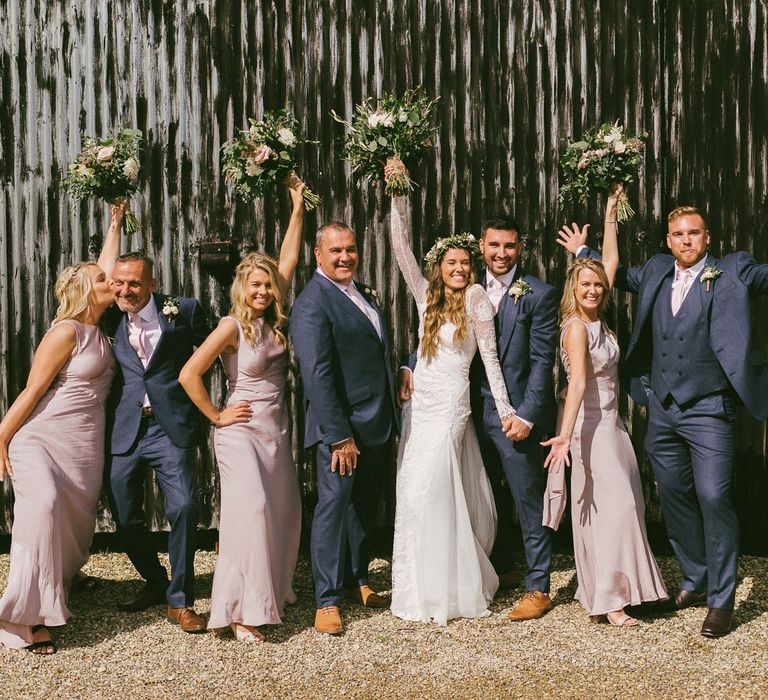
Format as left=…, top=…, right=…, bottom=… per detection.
left=543, top=187, right=667, bottom=627
left=0, top=203, right=126, bottom=653
left=180, top=184, right=305, bottom=642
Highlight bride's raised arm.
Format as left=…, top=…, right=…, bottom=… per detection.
left=390, top=196, right=428, bottom=306
left=466, top=285, right=514, bottom=420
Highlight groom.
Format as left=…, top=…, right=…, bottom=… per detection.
left=106, top=252, right=209, bottom=633
left=569, top=206, right=768, bottom=637
left=399, top=215, right=558, bottom=621
left=290, top=221, right=397, bottom=635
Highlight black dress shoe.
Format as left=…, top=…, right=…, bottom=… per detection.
left=701, top=607, right=733, bottom=638
left=117, top=586, right=166, bottom=612
left=671, top=589, right=707, bottom=610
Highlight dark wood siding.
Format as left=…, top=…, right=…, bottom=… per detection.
left=1, top=1, right=766, bottom=548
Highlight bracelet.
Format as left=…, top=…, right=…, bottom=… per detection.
left=604, top=219, right=616, bottom=224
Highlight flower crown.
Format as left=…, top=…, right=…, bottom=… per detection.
left=423, top=232, right=480, bottom=270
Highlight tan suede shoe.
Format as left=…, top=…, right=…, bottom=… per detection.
left=507, top=591, right=552, bottom=621
left=314, top=605, right=343, bottom=634
left=346, top=585, right=388, bottom=608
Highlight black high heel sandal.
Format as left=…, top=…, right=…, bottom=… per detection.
left=26, top=625, right=57, bottom=655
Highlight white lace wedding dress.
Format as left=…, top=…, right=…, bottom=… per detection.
left=389, top=200, right=513, bottom=625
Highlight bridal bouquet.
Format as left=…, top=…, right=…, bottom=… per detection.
left=221, top=109, right=320, bottom=210
left=62, top=128, right=142, bottom=232
left=331, top=88, right=438, bottom=196
left=558, top=121, right=648, bottom=222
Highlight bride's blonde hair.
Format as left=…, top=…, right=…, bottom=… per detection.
left=420, top=248, right=476, bottom=361
left=53, top=262, right=98, bottom=323
left=560, top=258, right=611, bottom=323
left=229, top=252, right=288, bottom=348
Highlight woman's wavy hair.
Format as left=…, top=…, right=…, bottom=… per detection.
left=560, top=257, right=611, bottom=323
left=229, top=252, right=288, bottom=348
left=420, top=248, right=476, bottom=361
left=53, top=262, right=99, bottom=323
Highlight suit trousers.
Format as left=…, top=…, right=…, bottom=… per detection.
left=311, top=440, right=391, bottom=608
left=480, top=401, right=552, bottom=593
left=645, top=392, right=739, bottom=609
left=107, top=415, right=198, bottom=608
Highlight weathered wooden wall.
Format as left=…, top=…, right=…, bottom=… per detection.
left=1, top=0, right=767, bottom=549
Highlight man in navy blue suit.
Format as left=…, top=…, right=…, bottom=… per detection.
left=290, top=222, right=397, bottom=635
left=106, top=252, right=209, bottom=633
left=567, top=206, right=768, bottom=637
left=400, top=216, right=558, bottom=621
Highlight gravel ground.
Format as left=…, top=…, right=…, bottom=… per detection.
left=1, top=550, right=767, bottom=700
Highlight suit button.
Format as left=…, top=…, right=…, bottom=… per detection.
left=661, top=369, right=666, bottom=373
left=678, top=354, right=683, bottom=359
left=663, top=336, right=667, bottom=341
left=662, top=352, right=667, bottom=357
left=678, top=371, right=683, bottom=375
left=679, top=337, right=684, bottom=342
left=136, top=400, right=143, bottom=407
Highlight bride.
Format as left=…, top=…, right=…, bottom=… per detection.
left=389, top=197, right=514, bottom=624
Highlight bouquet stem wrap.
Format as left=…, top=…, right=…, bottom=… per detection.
left=284, top=171, right=321, bottom=209
left=384, top=157, right=412, bottom=197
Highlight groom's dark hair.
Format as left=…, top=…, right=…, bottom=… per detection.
left=481, top=216, right=521, bottom=238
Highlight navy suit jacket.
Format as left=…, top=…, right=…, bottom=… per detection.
left=106, top=293, right=209, bottom=453
left=472, top=268, right=558, bottom=433
left=289, top=271, right=397, bottom=449
left=580, top=248, right=768, bottom=420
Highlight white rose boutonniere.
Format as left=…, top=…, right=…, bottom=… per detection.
left=363, top=286, right=379, bottom=305
left=508, top=279, right=533, bottom=305
left=162, top=296, right=180, bottom=321
left=700, top=266, right=722, bottom=292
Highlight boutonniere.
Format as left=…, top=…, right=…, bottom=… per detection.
left=700, top=266, right=722, bottom=292
left=363, top=286, right=379, bottom=304
left=162, top=296, right=180, bottom=321
left=508, top=279, right=533, bottom=305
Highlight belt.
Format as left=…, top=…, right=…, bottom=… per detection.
left=141, top=407, right=154, bottom=418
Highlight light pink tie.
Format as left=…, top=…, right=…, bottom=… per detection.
left=488, top=277, right=503, bottom=314
left=129, top=313, right=149, bottom=366
left=671, top=269, right=692, bottom=316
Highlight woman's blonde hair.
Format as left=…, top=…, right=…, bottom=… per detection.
left=53, top=262, right=98, bottom=323
left=420, top=248, right=476, bottom=361
left=229, top=252, right=288, bottom=347
left=560, top=257, right=611, bottom=323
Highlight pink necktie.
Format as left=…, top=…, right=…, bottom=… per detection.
left=129, top=313, right=149, bottom=366
left=671, top=269, right=692, bottom=316
left=488, top=277, right=504, bottom=314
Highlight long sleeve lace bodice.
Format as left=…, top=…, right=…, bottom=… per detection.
left=390, top=197, right=428, bottom=308
left=389, top=199, right=513, bottom=421
left=466, top=285, right=514, bottom=420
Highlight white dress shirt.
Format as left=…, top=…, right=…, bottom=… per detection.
left=671, top=256, right=707, bottom=314
left=317, top=268, right=383, bottom=339
left=485, top=267, right=517, bottom=314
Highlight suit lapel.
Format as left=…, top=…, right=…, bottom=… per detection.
left=315, top=273, right=382, bottom=345
left=628, top=261, right=674, bottom=355
left=697, top=253, right=717, bottom=320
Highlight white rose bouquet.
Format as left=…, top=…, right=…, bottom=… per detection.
left=331, top=88, right=438, bottom=196
left=221, top=109, right=320, bottom=210
left=558, top=121, right=648, bottom=222
left=62, top=128, right=142, bottom=232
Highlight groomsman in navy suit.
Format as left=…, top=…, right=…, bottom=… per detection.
left=570, top=206, right=768, bottom=637
left=399, top=216, right=558, bottom=621
left=290, top=222, right=397, bottom=635
left=106, top=252, right=209, bottom=633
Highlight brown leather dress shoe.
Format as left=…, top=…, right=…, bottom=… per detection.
left=346, top=585, right=387, bottom=608
left=166, top=607, right=207, bottom=633
left=314, top=605, right=343, bottom=634
left=673, top=589, right=708, bottom=610
left=507, top=591, right=552, bottom=621
left=701, top=608, right=733, bottom=638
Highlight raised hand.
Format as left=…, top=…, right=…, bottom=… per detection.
left=556, top=222, right=590, bottom=255
left=288, top=180, right=307, bottom=210
left=214, top=400, right=253, bottom=427
left=605, top=183, right=624, bottom=223
left=540, top=434, right=572, bottom=472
